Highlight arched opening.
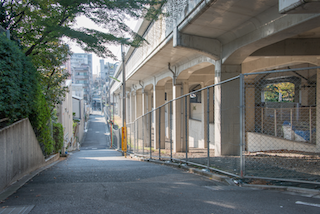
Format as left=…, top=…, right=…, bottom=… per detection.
left=245, top=63, right=318, bottom=146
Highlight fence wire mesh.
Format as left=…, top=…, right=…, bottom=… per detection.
left=115, top=67, right=320, bottom=184
left=243, top=68, right=320, bottom=182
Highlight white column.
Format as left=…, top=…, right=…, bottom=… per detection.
left=135, top=91, right=142, bottom=118
left=215, top=61, right=241, bottom=156
left=142, top=90, right=149, bottom=146
left=130, top=91, right=135, bottom=122
left=153, top=86, right=165, bottom=149
left=173, top=82, right=186, bottom=152
left=201, top=83, right=208, bottom=149
left=119, top=93, right=123, bottom=125
left=183, top=81, right=189, bottom=151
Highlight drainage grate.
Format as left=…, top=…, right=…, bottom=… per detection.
left=0, top=205, right=35, bottom=214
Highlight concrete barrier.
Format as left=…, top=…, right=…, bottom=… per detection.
left=0, top=118, right=45, bottom=192
left=247, top=132, right=318, bottom=152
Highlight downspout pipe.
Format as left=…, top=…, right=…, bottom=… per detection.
left=168, top=63, right=176, bottom=85
left=139, top=80, right=144, bottom=93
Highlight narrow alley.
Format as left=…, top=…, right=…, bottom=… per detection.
left=1, top=113, right=319, bottom=214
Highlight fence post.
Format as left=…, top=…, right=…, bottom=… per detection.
left=130, top=124, right=132, bottom=152
left=135, top=120, right=137, bottom=153
left=159, top=108, right=161, bottom=160
left=261, top=108, right=264, bottom=133
left=207, top=88, right=210, bottom=169
left=143, top=117, right=145, bottom=156
left=309, top=107, right=312, bottom=142
left=133, top=121, right=137, bottom=153
left=185, top=96, right=188, bottom=164
left=274, top=109, right=277, bottom=137
left=149, top=112, right=152, bottom=160
left=239, top=74, right=245, bottom=178
left=169, top=102, right=173, bottom=162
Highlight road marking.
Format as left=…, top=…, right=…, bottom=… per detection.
left=295, top=201, right=320, bottom=208
left=92, top=148, right=97, bottom=149
left=95, top=131, right=100, bottom=133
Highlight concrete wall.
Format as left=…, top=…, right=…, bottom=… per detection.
left=189, top=119, right=214, bottom=149
left=72, top=98, right=81, bottom=118
left=73, top=99, right=86, bottom=147
left=0, top=119, right=45, bottom=192
left=190, top=103, right=202, bottom=121
left=57, top=83, right=73, bottom=151
left=247, top=132, right=320, bottom=153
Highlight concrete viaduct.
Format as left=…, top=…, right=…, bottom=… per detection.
left=109, top=0, right=320, bottom=156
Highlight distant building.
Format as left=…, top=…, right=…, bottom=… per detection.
left=70, top=53, right=93, bottom=102
left=72, top=84, right=85, bottom=99
left=61, top=58, right=72, bottom=79
left=99, top=60, right=118, bottom=83
left=92, top=73, right=98, bottom=82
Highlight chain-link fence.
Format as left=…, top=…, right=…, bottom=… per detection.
left=124, top=66, right=320, bottom=184
left=243, top=67, right=320, bottom=183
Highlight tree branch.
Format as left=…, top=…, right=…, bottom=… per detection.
left=25, top=7, right=69, bottom=56
left=9, top=1, right=30, bottom=30
left=45, top=68, right=56, bottom=95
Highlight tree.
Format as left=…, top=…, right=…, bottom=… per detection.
left=32, top=41, right=71, bottom=112
left=0, top=0, right=167, bottom=59
left=0, top=0, right=167, bottom=112
left=0, top=33, right=54, bottom=155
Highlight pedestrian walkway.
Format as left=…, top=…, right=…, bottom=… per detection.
left=1, top=113, right=320, bottom=214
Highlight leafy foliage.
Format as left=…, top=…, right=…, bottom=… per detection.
left=0, top=33, right=37, bottom=124
left=1, top=0, right=167, bottom=59
left=264, top=82, right=295, bottom=103
left=1, top=0, right=167, bottom=114
left=29, top=85, right=54, bottom=156
left=1, top=0, right=168, bottom=155
left=53, top=122, right=64, bottom=153
left=32, top=42, right=71, bottom=112
left=0, top=33, right=53, bottom=156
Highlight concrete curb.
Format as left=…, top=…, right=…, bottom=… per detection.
left=242, top=184, right=320, bottom=195
left=129, top=154, right=234, bottom=185
left=128, top=154, right=320, bottom=193
left=0, top=154, right=63, bottom=202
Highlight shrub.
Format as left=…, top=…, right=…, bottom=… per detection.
left=53, top=122, right=64, bottom=153
left=0, top=33, right=54, bottom=156
left=29, top=87, right=54, bottom=156
left=0, top=33, right=37, bottom=125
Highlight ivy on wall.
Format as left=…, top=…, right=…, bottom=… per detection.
left=53, top=122, right=64, bottom=153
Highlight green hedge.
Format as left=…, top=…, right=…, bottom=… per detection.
left=0, top=33, right=54, bottom=156
left=29, top=88, right=54, bottom=155
left=0, top=33, right=37, bottom=124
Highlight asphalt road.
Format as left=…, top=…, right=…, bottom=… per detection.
left=1, top=113, right=320, bottom=214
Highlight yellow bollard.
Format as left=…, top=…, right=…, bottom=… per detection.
left=121, top=124, right=127, bottom=158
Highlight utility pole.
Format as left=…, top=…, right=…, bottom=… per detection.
left=109, top=69, right=111, bottom=108
left=121, top=42, right=127, bottom=157
left=121, top=43, right=126, bottom=129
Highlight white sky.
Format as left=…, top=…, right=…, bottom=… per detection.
left=66, top=15, right=139, bottom=75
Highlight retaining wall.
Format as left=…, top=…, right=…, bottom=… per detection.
left=0, top=119, right=45, bottom=192
left=247, top=132, right=318, bottom=152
